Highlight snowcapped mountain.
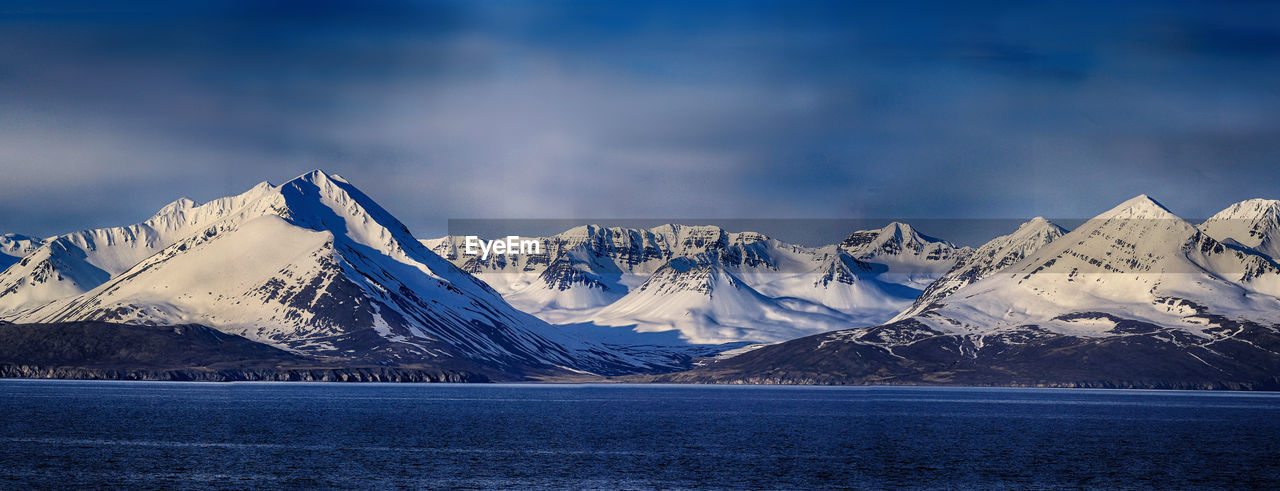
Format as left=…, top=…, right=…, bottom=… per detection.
left=0, top=183, right=279, bottom=316
left=425, top=225, right=932, bottom=344
left=911, top=195, right=1280, bottom=334
left=5, top=171, right=652, bottom=377
left=838, top=222, right=971, bottom=288
left=1201, top=199, right=1280, bottom=260
left=423, top=224, right=771, bottom=314
left=0, top=234, right=43, bottom=271
left=668, top=195, right=1280, bottom=388
left=9, top=181, right=1280, bottom=386
left=891, top=217, right=1067, bottom=321
left=581, top=247, right=900, bottom=344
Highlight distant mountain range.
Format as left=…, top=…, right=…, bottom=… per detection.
left=2, top=171, right=1279, bottom=388
left=0, top=234, right=41, bottom=272
left=663, top=196, right=1280, bottom=389
left=423, top=222, right=967, bottom=345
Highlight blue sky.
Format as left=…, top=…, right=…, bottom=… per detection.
left=1, top=1, right=1278, bottom=244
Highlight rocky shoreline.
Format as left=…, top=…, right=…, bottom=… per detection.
left=0, top=364, right=488, bottom=383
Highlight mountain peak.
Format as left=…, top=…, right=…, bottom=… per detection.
left=291, top=169, right=336, bottom=185
left=890, top=216, right=1068, bottom=322
left=1123, top=193, right=1165, bottom=208
left=843, top=221, right=946, bottom=248
left=1206, top=198, right=1280, bottom=222
left=274, top=169, right=348, bottom=192
left=1015, top=216, right=1065, bottom=234
left=838, top=222, right=965, bottom=280
left=279, top=169, right=345, bottom=204
left=156, top=197, right=197, bottom=216
left=647, top=223, right=728, bottom=237
left=879, top=221, right=916, bottom=236
left=1096, top=194, right=1176, bottom=220
left=0, top=234, right=45, bottom=271
left=561, top=224, right=619, bottom=237
left=0, top=233, right=42, bottom=253
left=1, top=233, right=39, bottom=242
left=1200, top=199, right=1280, bottom=257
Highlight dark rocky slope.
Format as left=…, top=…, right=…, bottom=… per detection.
left=0, top=322, right=489, bottom=382
left=655, top=319, right=1280, bottom=390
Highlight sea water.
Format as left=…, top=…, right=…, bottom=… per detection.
left=1, top=381, right=1277, bottom=488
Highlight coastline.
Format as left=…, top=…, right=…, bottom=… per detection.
left=5, top=368, right=1279, bottom=391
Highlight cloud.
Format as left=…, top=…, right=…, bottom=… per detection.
left=0, top=1, right=1278, bottom=243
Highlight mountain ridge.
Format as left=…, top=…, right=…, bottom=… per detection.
left=2, top=170, right=660, bottom=379
left=6, top=182, right=1280, bottom=386
left=660, top=195, right=1280, bottom=387
left=423, top=222, right=963, bottom=345
left=1201, top=198, right=1280, bottom=260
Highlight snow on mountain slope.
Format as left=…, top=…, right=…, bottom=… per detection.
left=0, top=234, right=43, bottom=271
left=426, top=225, right=930, bottom=344
left=891, top=217, right=1067, bottom=322
left=12, top=171, right=650, bottom=376
left=560, top=242, right=911, bottom=342
left=583, top=253, right=846, bottom=344
left=0, top=183, right=278, bottom=317
left=1200, top=199, right=1280, bottom=260
left=424, top=225, right=771, bottom=314
left=838, top=222, right=971, bottom=288
left=911, top=195, right=1280, bottom=336
left=745, top=245, right=921, bottom=316
left=671, top=196, right=1280, bottom=388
